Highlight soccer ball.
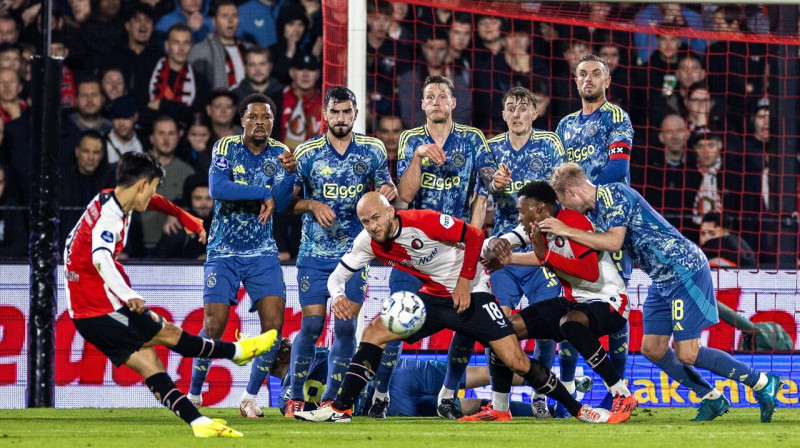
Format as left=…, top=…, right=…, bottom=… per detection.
left=380, top=291, right=426, bottom=337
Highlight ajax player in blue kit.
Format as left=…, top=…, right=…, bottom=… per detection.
left=188, top=93, right=296, bottom=417
left=283, top=86, right=396, bottom=417
left=555, top=54, right=635, bottom=412
left=544, top=163, right=783, bottom=423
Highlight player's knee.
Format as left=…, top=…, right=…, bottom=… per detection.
left=674, top=345, right=699, bottom=365
left=299, top=315, right=325, bottom=339
left=639, top=340, right=666, bottom=362
left=498, top=350, right=530, bottom=375
left=559, top=320, right=586, bottom=340
left=203, top=318, right=227, bottom=339
left=259, top=316, right=284, bottom=333
left=333, top=318, right=357, bottom=341
left=510, top=314, right=528, bottom=340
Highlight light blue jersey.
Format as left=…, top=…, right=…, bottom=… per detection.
left=397, top=123, right=496, bottom=221
left=556, top=101, right=633, bottom=185
left=478, top=130, right=566, bottom=240
left=589, top=183, right=707, bottom=286
left=207, top=135, right=295, bottom=258
left=295, top=133, right=392, bottom=261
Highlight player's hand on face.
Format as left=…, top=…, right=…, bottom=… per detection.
left=414, top=144, right=447, bottom=165
left=378, top=183, right=397, bottom=202
left=279, top=151, right=297, bottom=173
left=487, top=237, right=513, bottom=266
left=529, top=223, right=547, bottom=259
left=259, top=197, right=275, bottom=224
left=331, top=295, right=352, bottom=320
left=311, top=201, right=336, bottom=227
left=453, top=277, right=471, bottom=314
left=492, top=164, right=512, bottom=190
left=127, top=298, right=146, bottom=314
left=537, top=217, right=568, bottom=236
left=162, top=215, right=181, bottom=235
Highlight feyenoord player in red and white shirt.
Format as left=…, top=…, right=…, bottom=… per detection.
left=478, top=181, right=637, bottom=420
left=293, top=191, right=631, bottom=424
left=63, top=152, right=278, bottom=438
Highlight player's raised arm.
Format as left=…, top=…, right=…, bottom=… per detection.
left=208, top=141, right=274, bottom=202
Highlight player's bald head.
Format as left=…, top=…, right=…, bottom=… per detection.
left=357, top=191, right=390, bottom=217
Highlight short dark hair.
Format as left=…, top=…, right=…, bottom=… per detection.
left=152, top=115, right=178, bottom=134
left=78, top=129, right=104, bottom=145
left=501, top=86, right=537, bottom=110
left=167, top=23, right=192, bottom=40
left=211, top=0, right=238, bottom=18
left=238, top=93, right=277, bottom=119
left=518, top=181, right=557, bottom=205
left=422, top=75, right=455, bottom=98
left=367, top=0, right=393, bottom=16
left=702, top=211, right=736, bottom=231
left=116, top=152, right=165, bottom=188
left=576, top=53, right=610, bottom=76
left=245, top=46, right=272, bottom=63
left=324, top=85, right=357, bottom=110
left=124, top=2, right=156, bottom=22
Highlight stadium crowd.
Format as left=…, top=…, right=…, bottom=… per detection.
left=0, top=0, right=793, bottom=268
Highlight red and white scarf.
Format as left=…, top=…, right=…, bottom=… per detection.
left=148, top=57, right=196, bottom=106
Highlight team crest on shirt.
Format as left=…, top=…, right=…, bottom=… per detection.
left=214, top=156, right=229, bottom=170
left=440, top=214, right=454, bottom=229
left=411, top=238, right=424, bottom=250
left=451, top=153, right=466, bottom=168
left=397, top=160, right=407, bottom=173
left=263, top=161, right=277, bottom=176
left=353, top=161, right=368, bottom=175
left=554, top=236, right=565, bottom=247
left=300, top=276, right=311, bottom=292
left=100, top=231, right=114, bottom=243
left=529, top=157, right=543, bottom=172
left=206, top=272, right=217, bottom=288
left=586, top=122, right=599, bottom=137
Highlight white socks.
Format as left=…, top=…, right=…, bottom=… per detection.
left=562, top=380, right=576, bottom=394
left=492, top=392, right=510, bottom=412
left=373, top=390, right=389, bottom=403
left=607, top=380, right=631, bottom=397
left=241, top=391, right=257, bottom=402
left=190, top=416, right=213, bottom=426
left=438, top=386, right=455, bottom=404
left=701, top=388, right=722, bottom=401
left=753, top=373, right=768, bottom=391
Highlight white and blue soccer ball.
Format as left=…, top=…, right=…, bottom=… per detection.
left=380, top=291, right=426, bottom=337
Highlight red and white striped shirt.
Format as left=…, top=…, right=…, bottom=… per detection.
left=64, top=190, right=203, bottom=319
left=328, top=209, right=484, bottom=299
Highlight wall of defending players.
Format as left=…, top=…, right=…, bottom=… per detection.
left=0, top=264, right=798, bottom=409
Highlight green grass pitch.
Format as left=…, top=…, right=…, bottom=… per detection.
left=1, top=407, right=798, bottom=447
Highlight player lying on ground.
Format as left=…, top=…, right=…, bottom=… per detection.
left=544, top=162, right=782, bottom=422
left=465, top=181, right=636, bottom=422
left=293, top=192, right=632, bottom=423
left=64, top=152, right=279, bottom=438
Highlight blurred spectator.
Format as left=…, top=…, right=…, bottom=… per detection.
left=280, top=52, right=321, bottom=150
left=706, top=5, right=767, bottom=128
left=0, top=163, right=26, bottom=258
left=99, top=67, right=127, bottom=109
left=77, top=0, right=124, bottom=76
left=231, top=46, right=284, bottom=130
left=66, top=0, right=92, bottom=25
left=736, top=98, right=772, bottom=259
left=298, top=0, right=323, bottom=57
left=180, top=111, right=212, bottom=172
left=448, top=12, right=473, bottom=70
left=51, top=32, right=76, bottom=109
left=142, top=115, right=195, bottom=251
left=683, top=83, right=724, bottom=135
left=145, top=23, right=206, bottom=127
left=699, top=211, right=756, bottom=268
left=155, top=0, right=213, bottom=44
left=473, top=14, right=503, bottom=66
left=596, top=39, right=634, bottom=115
left=366, top=0, right=403, bottom=118
left=529, top=79, right=553, bottom=131
left=104, top=96, right=144, bottom=165
left=188, top=0, right=247, bottom=90
left=112, top=2, right=163, bottom=102
left=646, top=52, right=706, bottom=135
left=269, top=2, right=313, bottom=85
left=634, top=114, right=698, bottom=240
left=374, top=115, right=402, bottom=183
left=237, top=0, right=286, bottom=48
left=397, top=27, right=471, bottom=129
left=205, top=89, right=240, bottom=143
left=0, top=68, right=26, bottom=124
left=0, top=43, right=22, bottom=83
left=633, top=3, right=705, bottom=64
left=690, top=132, right=743, bottom=229
left=3, top=83, right=31, bottom=204
left=61, top=77, right=111, bottom=166
left=59, top=130, right=114, bottom=249
left=633, top=32, right=683, bottom=130
left=153, top=174, right=211, bottom=260
left=388, top=1, right=413, bottom=44
left=0, top=15, right=19, bottom=45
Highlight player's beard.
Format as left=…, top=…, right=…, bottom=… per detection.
left=580, top=88, right=604, bottom=103
left=329, top=122, right=353, bottom=139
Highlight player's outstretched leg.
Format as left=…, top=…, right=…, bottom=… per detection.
left=649, top=347, right=727, bottom=421
left=367, top=339, right=403, bottom=418
left=286, top=315, right=324, bottom=417
left=188, top=329, right=213, bottom=407
left=241, top=340, right=281, bottom=418
left=437, top=332, right=474, bottom=419
left=459, top=348, right=513, bottom=422
left=600, top=323, right=629, bottom=409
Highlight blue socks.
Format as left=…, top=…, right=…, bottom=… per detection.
left=321, top=317, right=358, bottom=402
left=654, top=348, right=714, bottom=397
left=373, top=339, right=403, bottom=394
left=557, top=340, right=577, bottom=383
left=534, top=339, right=555, bottom=369
left=289, top=315, right=324, bottom=400
left=693, top=346, right=760, bottom=388
left=245, top=335, right=281, bottom=395
left=609, top=323, right=629, bottom=378
left=442, top=332, right=474, bottom=391
left=189, top=329, right=212, bottom=396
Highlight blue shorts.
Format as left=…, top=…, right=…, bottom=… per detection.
left=490, top=264, right=561, bottom=309
left=389, top=267, right=422, bottom=294
left=642, top=264, right=720, bottom=341
left=297, top=257, right=368, bottom=307
left=203, top=255, right=286, bottom=312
